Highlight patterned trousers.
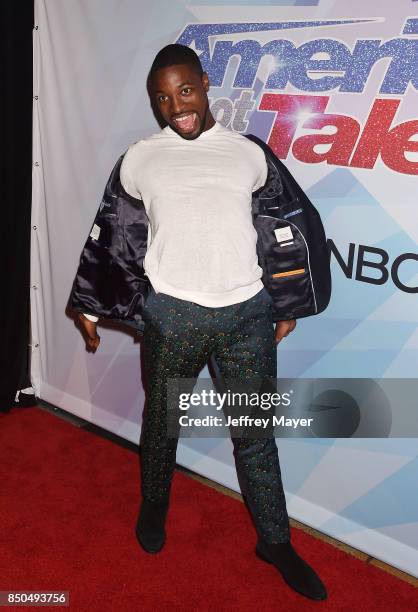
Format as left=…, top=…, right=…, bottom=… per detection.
left=140, top=287, right=290, bottom=544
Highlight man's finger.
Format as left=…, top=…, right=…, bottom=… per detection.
left=275, top=320, right=296, bottom=344
left=86, top=335, right=100, bottom=353
left=76, top=313, right=100, bottom=352
left=275, top=325, right=287, bottom=344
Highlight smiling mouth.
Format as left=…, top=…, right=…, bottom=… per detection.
left=172, top=112, right=197, bottom=132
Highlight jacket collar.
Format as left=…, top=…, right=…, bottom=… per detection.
left=245, top=134, right=283, bottom=215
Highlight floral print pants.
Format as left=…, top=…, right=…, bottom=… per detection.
left=140, top=287, right=290, bottom=544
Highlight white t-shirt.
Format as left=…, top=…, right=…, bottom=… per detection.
left=84, top=121, right=268, bottom=320
left=121, top=121, right=267, bottom=307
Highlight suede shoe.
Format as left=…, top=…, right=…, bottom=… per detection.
left=135, top=499, right=169, bottom=553
left=256, top=539, right=327, bottom=600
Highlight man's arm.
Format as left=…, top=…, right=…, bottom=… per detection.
left=77, top=313, right=100, bottom=353
left=69, top=149, right=149, bottom=349
left=275, top=319, right=296, bottom=344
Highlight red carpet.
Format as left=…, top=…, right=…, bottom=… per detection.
left=1, top=407, right=416, bottom=611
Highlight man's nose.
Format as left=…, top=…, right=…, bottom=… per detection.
left=171, top=96, right=185, bottom=115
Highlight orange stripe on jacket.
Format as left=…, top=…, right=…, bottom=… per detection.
left=272, top=268, right=305, bottom=278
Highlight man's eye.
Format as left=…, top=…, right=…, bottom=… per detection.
left=158, top=95, right=167, bottom=103
left=182, top=88, right=192, bottom=95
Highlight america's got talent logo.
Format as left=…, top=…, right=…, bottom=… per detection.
left=176, top=18, right=418, bottom=175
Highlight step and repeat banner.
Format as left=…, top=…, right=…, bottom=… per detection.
left=32, top=0, right=418, bottom=575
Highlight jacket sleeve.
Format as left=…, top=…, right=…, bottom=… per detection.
left=68, top=154, right=150, bottom=332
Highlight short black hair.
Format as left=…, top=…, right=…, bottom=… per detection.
left=149, top=44, right=204, bottom=80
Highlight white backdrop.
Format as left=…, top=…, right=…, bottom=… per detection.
left=31, top=0, right=418, bottom=576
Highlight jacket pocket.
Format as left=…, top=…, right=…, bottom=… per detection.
left=254, top=215, right=315, bottom=318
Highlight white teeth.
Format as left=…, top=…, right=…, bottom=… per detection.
left=174, top=113, right=195, bottom=123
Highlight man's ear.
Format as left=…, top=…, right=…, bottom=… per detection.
left=202, top=71, right=210, bottom=92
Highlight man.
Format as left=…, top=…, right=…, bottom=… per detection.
left=71, top=44, right=328, bottom=601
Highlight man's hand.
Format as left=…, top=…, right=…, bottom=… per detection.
left=77, top=313, right=100, bottom=353
left=275, top=319, right=296, bottom=344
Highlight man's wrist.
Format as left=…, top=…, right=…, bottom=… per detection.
left=83, top=313, right=99, bottom=323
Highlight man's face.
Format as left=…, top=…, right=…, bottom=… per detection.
left=151, top=64, right=214, bottom=140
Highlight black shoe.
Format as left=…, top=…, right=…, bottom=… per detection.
left=135, top=499, right=169, bottom=553
left=256, top=539, right=327, bottom=601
